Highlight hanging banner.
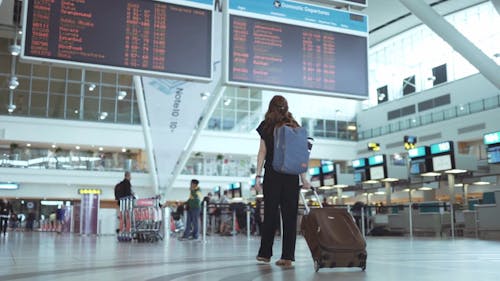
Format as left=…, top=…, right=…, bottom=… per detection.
left=141, top=4, right=223, bottom=192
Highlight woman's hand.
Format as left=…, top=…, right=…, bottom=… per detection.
left=255, top=177, right=263, bottom=193
left=301, top=179, right=311, bottom=190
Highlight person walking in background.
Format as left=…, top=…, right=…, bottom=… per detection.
left=1, top=198, right=13, bottom=235
left=254, top=95, right=311, bottom=268
left=200, top=192, right=213, bottom=234
left=179, top=179, right=202, bottom=240
left=26, top=212, right=36, bottom=232
left=115, top=171, right=134, bottom=205
left=219, top=190, right=232, bottom=235
left=56, top=205, right=65, bottom=233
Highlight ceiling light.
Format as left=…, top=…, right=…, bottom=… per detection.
left=9, top=77, right=19, bottom=90
left=7, top=104, right=16, bottom=113
left=74, top=109, right=79, bottom=114
left=26, top=143, right=31, bottom=147
left=98, top=147, right=103, bottom=151
left=51, top=144, right=56, bottom=148
left=472, top=181, right=490, bottom=186
left=9, top=44, right=21, bottom=56
left=347, top=125, right=357, bottom=131
left=117, top=90, right=127, bottom=100
left=88, top=83, right=96, bottom=91
left=99, top=112, right=108, bottom=120
left=382, top=178, right=399, bottom=182
left=75, top=146, right=80, bottom=150
left=445, top=169, right=467, bottom=174
left=121, top=148, right=126, bottom=152
left=421, top=172, right=441, bottom=177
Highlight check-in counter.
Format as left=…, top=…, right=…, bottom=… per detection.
left=386, top=203, right=453, bottom=237
left=387, top=207, right=410, bottom=234
left=412, top=213, right=442, bottom=236
left=463, top=210, right=478, bottom=237
left=476, top=190, right=500, bottom=240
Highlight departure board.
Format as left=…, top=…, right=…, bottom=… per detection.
left=22, top=0, right=213, bottom=80
left=225, top=0, right=368, bottom=99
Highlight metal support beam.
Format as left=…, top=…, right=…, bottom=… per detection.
left=134, top=76, right=160, bottom=194
left=400, top=0, right=500, bottom=89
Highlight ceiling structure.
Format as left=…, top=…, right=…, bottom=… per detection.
left=0, top=0, right=491, bottom=42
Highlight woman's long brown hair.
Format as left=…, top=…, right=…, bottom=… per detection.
left=263, top=95, right=299, bottom=134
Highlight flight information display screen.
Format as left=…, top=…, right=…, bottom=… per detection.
left=225, top=0, right=368, bottom=99
left=22, top=0, right=213, bottom=80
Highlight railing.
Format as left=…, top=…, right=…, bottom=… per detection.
left=358, top=95, right=500, bottom=140
left=0, top=148, right=147, bottom=173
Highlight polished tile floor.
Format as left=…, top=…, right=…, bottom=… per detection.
left=1, top=232, right=500, bottom=281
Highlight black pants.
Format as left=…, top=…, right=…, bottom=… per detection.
left=1, top=217, right=8, bottom=234
left=258, top=169, right=300, bottom=261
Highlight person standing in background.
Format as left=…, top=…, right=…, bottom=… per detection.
left=254, top=95, right=311, bottom=267
left=179, top=179, right=202, bottom=240
left=1, top=198, right=13, bottom=235
left=115, top=171, right=134, bottom=205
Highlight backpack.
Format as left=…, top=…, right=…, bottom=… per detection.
left=272, top=125, right=313, bottom=175
left=114, top=182, right=123, bottom=201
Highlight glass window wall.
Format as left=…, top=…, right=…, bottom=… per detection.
left=0, top=38, right=138, bottom=124
left=366, top=2, right=498, bottom=108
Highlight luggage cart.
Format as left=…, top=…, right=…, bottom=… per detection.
left=118, top=196, right=134, bottom=241
left=133, top=196, right=163, bottom=242
left=117, top=196, right=163, bottom=242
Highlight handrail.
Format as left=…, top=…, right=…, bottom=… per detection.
left=358, top=95, right=500, bottom=140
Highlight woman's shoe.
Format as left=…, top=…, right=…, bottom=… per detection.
left=275, top=259, right=293, bottom=267
left=256, top=256, right=271, bottom=263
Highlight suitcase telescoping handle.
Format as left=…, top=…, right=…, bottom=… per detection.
left=299, top=186, right=323, bottom=214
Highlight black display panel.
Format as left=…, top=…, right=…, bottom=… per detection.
left=403, top=75, right=416, bottom=95
left=487, top=145, right=500, bottom=164
left=228, top=15, right=368, bottom=98
left=353, top=169, right=367, bottom=184
left=22, top=0, right=212, bottom=80
left=410, top=158, right=427, bottom=175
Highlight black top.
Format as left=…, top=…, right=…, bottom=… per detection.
left=0, top=201, right=13, bottom=216
left=256, top=121, right=274, bottom=170
left=115, top=178, right=133, bottom=200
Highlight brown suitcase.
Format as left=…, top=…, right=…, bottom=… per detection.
left=300, top=194, right=367, bottom=272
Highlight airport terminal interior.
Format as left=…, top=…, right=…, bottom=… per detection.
left=1, top=0, right=500, bottom=280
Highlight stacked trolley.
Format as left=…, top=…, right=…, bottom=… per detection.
left=118, top=195, right=163, bottom=242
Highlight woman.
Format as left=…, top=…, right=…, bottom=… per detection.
left=255, top=95, right=311, bottom=267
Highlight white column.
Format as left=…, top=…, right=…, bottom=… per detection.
left=134, top=76, right=160, bottom=194
left=448, top=173, right=456, bottom=239
left=385, top=181, right=391, bottom=205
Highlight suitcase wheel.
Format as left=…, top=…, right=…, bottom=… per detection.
left=314, top=259, right=321, bottom=272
